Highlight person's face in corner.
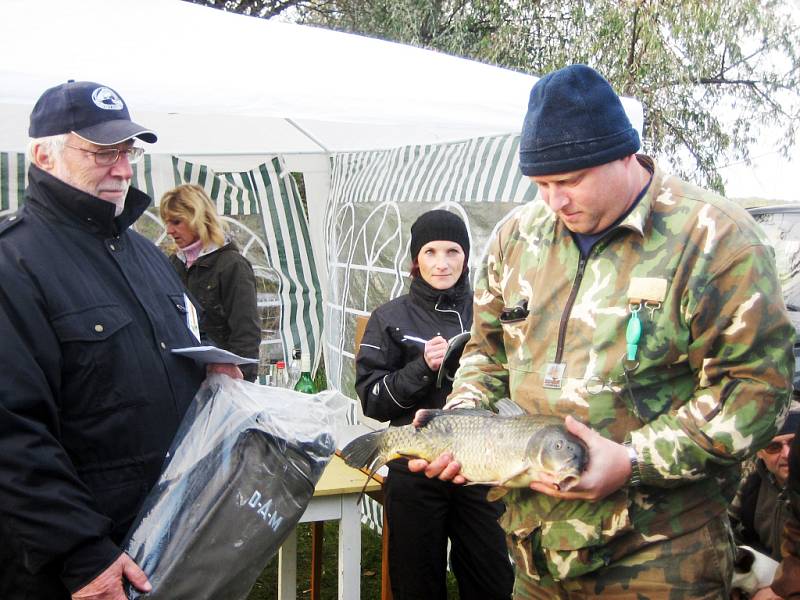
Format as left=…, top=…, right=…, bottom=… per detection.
left=529, top=155, right=637, bottom=235
left=757, top=432, right=795, bottom=486
left=417, top=240, right=465, bottom=290
left=165, top=216, right=200, bottom=249
left=51, top=133, right=134, bottom=212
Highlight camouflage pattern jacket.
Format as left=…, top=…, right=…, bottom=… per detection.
left=447, top=156, right=795, bottom=581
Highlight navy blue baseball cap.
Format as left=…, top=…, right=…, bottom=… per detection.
left=29, top=80, right=157, bottom=145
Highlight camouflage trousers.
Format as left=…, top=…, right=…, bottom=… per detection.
left=509, top=515, right=734, bottom=599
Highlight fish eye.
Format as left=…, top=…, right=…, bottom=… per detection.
left=554, top=440, right=563, bottom=450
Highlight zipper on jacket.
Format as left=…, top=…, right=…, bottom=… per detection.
left=553, top=256, right=587, bottom=364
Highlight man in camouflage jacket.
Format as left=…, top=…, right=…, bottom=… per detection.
left=410, top=65, right=795, bottom=598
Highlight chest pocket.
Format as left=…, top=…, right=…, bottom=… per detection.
left=500, top=295, right=534, bottom=373
left=52, top=304, right=131, bottom=343
left=387, top=326, right=426, bottom=364
left=51, top=304, right=133, bottom=414
left=195, top=275, right=224, bottom=315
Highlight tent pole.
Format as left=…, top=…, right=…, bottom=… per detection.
left=285, top=119, right=330, bottom=153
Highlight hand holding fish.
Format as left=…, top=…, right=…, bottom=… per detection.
left=423, top=336, right=448, bottom=370
left=408, top=451, right=468, bottom=485
left=407, top=408, right=468, bottom=483
left=528, top=415, right=631, bottom=501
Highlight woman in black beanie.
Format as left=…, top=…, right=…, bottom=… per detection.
left=355, top=210, right=513, bottom=600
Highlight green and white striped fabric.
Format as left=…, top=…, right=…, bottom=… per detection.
left=328, top=134, right=535, bottom=206
left=169, top=156, right=323, bottom=366
left=0, top=152, right=26, bottom=215
left=0, top=152, right=323, bottom=368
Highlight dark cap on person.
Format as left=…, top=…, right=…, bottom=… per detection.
left=778, top=407, right=800, bottom=436
left=410, top=210, right=470, bottom=259
left=519, top=64, right=640, bottom=177
left=29, top=80, right=157, bottom=145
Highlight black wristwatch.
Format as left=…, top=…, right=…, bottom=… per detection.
left=624, top=441, right=642, bottom=487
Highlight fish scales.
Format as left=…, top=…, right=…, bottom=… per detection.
left=342, top=409, right=587, bottom=491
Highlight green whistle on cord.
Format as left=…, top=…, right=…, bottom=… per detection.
left=626, top=311, right=642, bottom=362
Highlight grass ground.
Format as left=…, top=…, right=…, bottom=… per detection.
left=246, top=521, right=459, bottom=599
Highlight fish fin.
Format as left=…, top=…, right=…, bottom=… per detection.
left=495, top=398, right=527, bottom=417
left=487, top=486, right=510, bottom=502
left=414, top=409, right=446, bottom=428
left=341, top=430, right=386, bottom=470
left=450, top=408, right=498, bottom=417
left=498, top=464, right=533, bottom=487
left=416, top=408, right=495, bottom=428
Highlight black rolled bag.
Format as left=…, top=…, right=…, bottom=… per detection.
left=123, top=375, right=345, bottom=599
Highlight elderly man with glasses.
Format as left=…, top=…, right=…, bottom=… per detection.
left=0, top=81, right=239, bottom=600
left=730, top=407, right=800, bottom=599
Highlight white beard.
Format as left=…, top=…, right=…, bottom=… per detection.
left=110, top=182, right=129, bottom=216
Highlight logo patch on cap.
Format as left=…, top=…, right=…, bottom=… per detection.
left=91, top=87, right=124, bottom=111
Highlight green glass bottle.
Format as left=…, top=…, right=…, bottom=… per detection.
left=293, top=352, right=318, bottom=394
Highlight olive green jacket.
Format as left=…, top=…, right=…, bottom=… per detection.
left=448, top=157, right=795, bottom=580
left=171, top=241, right=261, bottom=381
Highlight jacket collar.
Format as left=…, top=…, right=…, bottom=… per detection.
left=179, top=240, right=238, bottom=268
left=409, top=271, right=471, bottom=311
left=615, top=155, right=658, bottom=238
left=26, top=164, right=151, bottom=236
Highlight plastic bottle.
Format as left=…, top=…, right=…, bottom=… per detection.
left=287, top=347, right=301, bottom=389
left=293, top=353, right=318, bottom=394
left=274, top=360, right=288, bottom=388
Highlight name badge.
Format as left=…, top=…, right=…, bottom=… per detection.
left=543, top=362, right=566, bottom=389
left=627, top=277, right=667, bottom=303
left=184, top=293, right=201, bottom=343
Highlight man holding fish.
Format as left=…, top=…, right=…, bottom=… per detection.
left=410, top=64, right=795, bottom=597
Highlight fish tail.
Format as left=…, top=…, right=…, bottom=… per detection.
left=341, top=430, right=387, bottom=472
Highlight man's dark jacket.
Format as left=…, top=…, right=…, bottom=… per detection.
left=0, top=166, right=205, bottom=599
left=169, top=242, right=261, bottom=381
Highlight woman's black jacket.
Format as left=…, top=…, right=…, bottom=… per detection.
left=355, top=274, right=472, bottom=427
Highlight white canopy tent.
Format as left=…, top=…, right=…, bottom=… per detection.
left=0, top=0, right=644, bottom=383
left=0, top=0, right=643, bottom=252
left=0, top=0, right=642, bottom=154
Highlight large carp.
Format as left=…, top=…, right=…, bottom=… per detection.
left=341, top=402, right=588, bottom=497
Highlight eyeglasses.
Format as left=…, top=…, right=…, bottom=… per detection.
left=762, top=438, right=794, bottom=454
left=65, top=145, right=144, bottom=166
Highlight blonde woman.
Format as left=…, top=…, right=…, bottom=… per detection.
left=160, top=184, right=260, bottom=381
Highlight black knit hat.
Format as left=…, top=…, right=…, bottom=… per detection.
left=779, top=408, right=800, bottom=436
left=410, top=210, right=470, bottom=260
left=519, top=64, right=640, bottom=176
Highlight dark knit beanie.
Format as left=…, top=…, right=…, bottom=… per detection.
left=519, top=64, right=640, bottom=176
left=410, top=210, right=470, bottom=260
left=779, top=408, right=800, bottom=436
